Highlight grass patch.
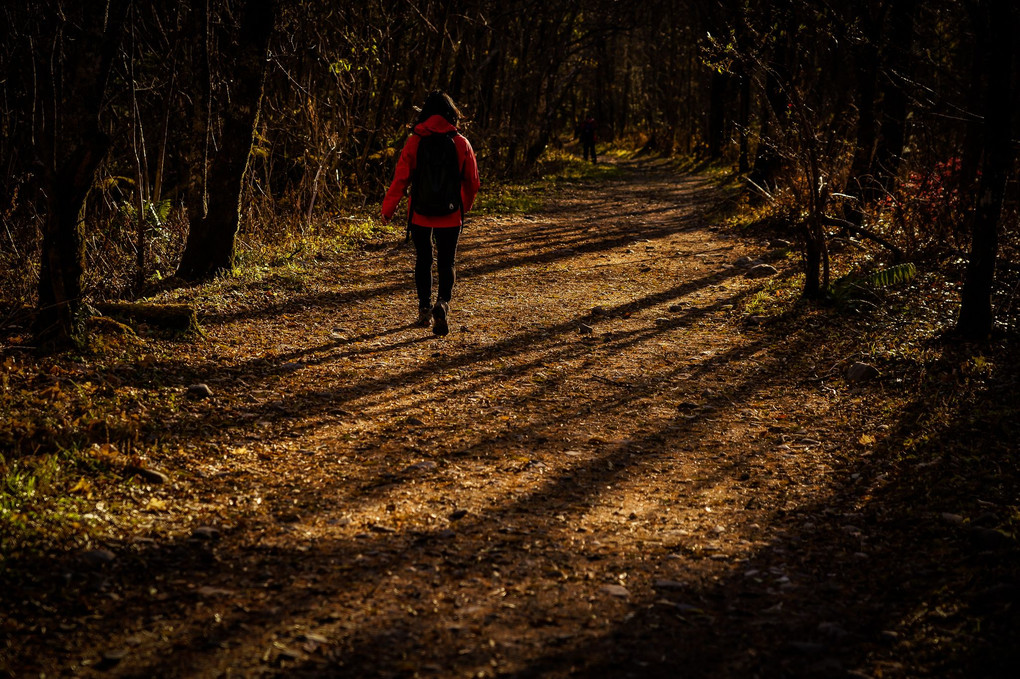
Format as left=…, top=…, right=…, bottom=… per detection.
left=539, top=148, right=625, bottom=183
left=474, top=147, right=631, bottom=215
left=155, top=215, right=395, bottom=310
left=474, top=182, right=543, bottom=215
left=742, top=271, right=803, bottom=317
left=0, top=452, right=93, bottom=564
left=236, top=216, right=394, bottom=269
left=601, top=145, right=638, bottom=160
left=721, top=192, right=790, bottom=234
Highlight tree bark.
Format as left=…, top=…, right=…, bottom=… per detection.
left=958, top=11, right=989, bottom=232
left=802, top=216, right=824, bottom=299
left=748, top=68, right=786, bottom=191
left=873, top=0, right=916, bottom=189
left=176, top=0, right=277, bottom=281
left=737, top=69, right=751, bottom=173
left=35, top=135, right=109, bottom=348
left=844, top=10, right=880, bottom=221
left=34, top=1, right=129, bottom=350
left=707, top=69, right=727, bottom=159
left=956, top=2, right=1015, bottom=340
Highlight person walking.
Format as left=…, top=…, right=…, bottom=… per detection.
left=579, top=115, right=597, bottom=164
left=382, top=91, right=480, bottom=336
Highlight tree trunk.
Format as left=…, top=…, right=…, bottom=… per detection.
left=958, top=15, right=989, bottom=233
left=737, top=69, right=751, bottom=173
left=35, top=135, right=108, bottom=348
left=176, top=0, right=277, bottom=281
left=749, top=69, right=785, bottom=191
left=956, top=2, right=1015, bottom=341
left=844, top=19, right=879, bottom=221
left=707, top=69, right=727, bottom=159
left=873, top=0, right=916, bottom=189
left=33, top=1, right=129, bottom=350
left=802, top=217, right=824, bottom=299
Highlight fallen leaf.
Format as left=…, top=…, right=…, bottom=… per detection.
left=145, top=497, right=168, bottom=511
left=69, top=477, right=92, bottom=494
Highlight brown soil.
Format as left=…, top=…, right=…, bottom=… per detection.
left=3, top=160, right=1018, bottom=678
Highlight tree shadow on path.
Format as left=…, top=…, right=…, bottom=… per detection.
left=7, top=162, right=1015, bottom=679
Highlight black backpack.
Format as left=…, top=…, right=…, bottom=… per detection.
left=411, top=131, right=462, bottom=217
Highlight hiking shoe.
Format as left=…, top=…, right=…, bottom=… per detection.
left=432, top=301, right=449, bottom=336
left=416, top=306, right=432, bottom=327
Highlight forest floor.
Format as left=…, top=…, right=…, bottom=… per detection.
left=2, top=157, right=1019, bottom=678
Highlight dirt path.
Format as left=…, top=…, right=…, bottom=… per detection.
left=9, top=161, right=984, bottom=677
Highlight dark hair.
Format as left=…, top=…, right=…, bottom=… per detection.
left=416, top=90, right=461, bottom=126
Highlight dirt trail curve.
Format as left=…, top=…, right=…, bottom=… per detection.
left=9, top=161, right=923, bottom=677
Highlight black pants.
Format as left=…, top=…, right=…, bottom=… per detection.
left=582, top=137, right=597, bottom=163
left=410, top=224, right=462, bottom=308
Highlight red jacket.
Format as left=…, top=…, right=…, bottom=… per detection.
left=382, top=114, right=480, bottom=228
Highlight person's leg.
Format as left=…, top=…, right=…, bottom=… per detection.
left=410, top=225, right=434, bottom=323
left=431, top=226, right=462, bottom=336
left=434, top=226, right=462, bottom=303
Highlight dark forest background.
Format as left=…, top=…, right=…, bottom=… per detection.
left=1, top=0, right=1017, bottom=349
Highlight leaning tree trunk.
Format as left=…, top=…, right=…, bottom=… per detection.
left=956, top=2, right=1015, bottom=341
left=176, top=0, right=277, bottom=281
left=33, top=1, right=129, bottom=350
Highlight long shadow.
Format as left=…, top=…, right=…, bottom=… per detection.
left=0, top=304, right=797, bottom=676
left=198, top=169, right=724, bottom=328
left=9, top=301, right=1015, bottom=677
left=297, top=329, right=1017, bottom=678
left=303, top=288, right=764, bottom=506
left=8, top=164, right=938, bottom=677
left=2, top=289, right=821, bottom=677
left=291, top=322, right=1014, bottom=678
left=115, top=265, right=753, bottom=449
left=199, top=209, right=714, bottom=328
left=500, top=355, right=1020, bottom=678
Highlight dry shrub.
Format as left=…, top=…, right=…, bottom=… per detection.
left=870, top=157, right=972, bottom=259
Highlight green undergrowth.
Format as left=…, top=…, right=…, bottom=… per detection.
left=153, top=216, right=395, bottom=310
left=474, top=181, right=544, bottom=215
left=234, top=215, right=394, bottom=278
left=742, top=269, right=802, bottom=317
left=0, top=452, right=94, bottom=565
left=0, top=316, right=194, bottom=557
left=716, top=167, right=989, bottom=403
left=475, top=148, right=628, bottom=215
left=666, top=154, right=739, bottom=182
left=540, top=148, right=625, bottom=183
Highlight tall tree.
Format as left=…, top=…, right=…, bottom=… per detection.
left=843, top=0, right=881, bottom=221
left=956, top=1, right=1016, bottom=340
left=175, top=0, right=277, bottom=281
left=748, top=2, right=793, bottom=191
left=872, top=0, right=916, bottom=189
left=33, top=0, right=130, bottom=349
